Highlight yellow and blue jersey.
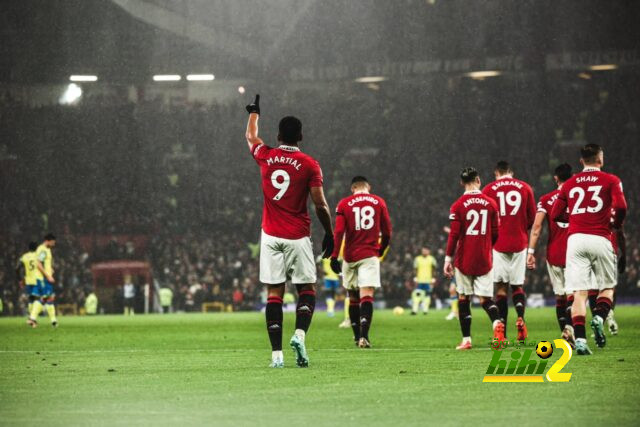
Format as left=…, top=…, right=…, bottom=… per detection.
left=20, top=251, right=42, bottom=285
left=37, top=244, right=53, bottom=277
left=414, top=255, right=437, bottom=284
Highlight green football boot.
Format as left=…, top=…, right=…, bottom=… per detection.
left=575, top=339, right=593, bottom=356
left=289, top=334, right=309, bottom=368
left=591, top=315, right=606, bottom=348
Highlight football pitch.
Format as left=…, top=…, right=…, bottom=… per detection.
left=1, top=307, right=639, bottom=426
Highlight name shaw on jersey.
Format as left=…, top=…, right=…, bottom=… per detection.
left=491, top=180, right=524, bottom=191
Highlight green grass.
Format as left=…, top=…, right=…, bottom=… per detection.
left=1, top=307, right=639, bottom=426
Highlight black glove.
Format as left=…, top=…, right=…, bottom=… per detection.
left=618, top=255, right=626, bottom=275
left=322, top=233, right=334, bottom=259
left=245, top=94, right=260, bottom=115
left=330, top=257, right=341, bottom=274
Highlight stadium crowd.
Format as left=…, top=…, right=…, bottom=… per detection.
left=1, top=73, right=639, bottom=314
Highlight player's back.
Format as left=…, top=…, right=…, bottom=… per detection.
left=450, top=191, right=499, bottom=276
left=337, top=192, right=391, bottom=262
left=482, top=177, right=535, bottom=253
left=538, top=189, right=569, bottom=267
left=251, top=143, right=323, bottom=240
left=20, top=251, right=41, bottom=284
left=560, top=169, right=625, bottom=238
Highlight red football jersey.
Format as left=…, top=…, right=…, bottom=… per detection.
left=332, top=192, right=392, bottom=263
left=537, top=189, right=569, bottom=267
left=251, top=143, right=323, bottom=239
left=445, top=190, right=500, bottom=276
left=482, top=176, right=536, bottom=253
left=551, top=168, right=627, bottom=239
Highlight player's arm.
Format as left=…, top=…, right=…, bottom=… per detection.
left=330, top=204, right=345, bottom=273
left=611, top=178, right=627, bottom=230
left=379, top=201, right=392, bottom=256
left=490, top=201, right=499, bottom=245
left=36, top=252, right=54, bottom=282
left=550, top=190, right=569, bottom=223
left=310, top=186, right=334, bottom=258
left=244, top=94, right=264, bottom=151
left=616, top=226, right=627, bottom=274
left=526, top=186, right=536, bottom=229
left=444, top=207, right=461, bottom=278
left=527, top=210, right=546, bottom=269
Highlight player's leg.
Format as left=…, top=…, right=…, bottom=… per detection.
left=475, top=271, right=505, bottom=342
left=27, top=283, right=42, bottom=327
left=288, top=236, right=317, bottom=367
left=587, top=289, right=598, bottom=316
left=411, top=287, right=424, bottom=315
left=44, top=296, right=58, bottom=327
left=566, top=234, right=593, bottom=355
left=266, top=284, right=285, bottom=367
left=510, top=249, right=528, bottom=340
left=259, top=231, right=287, bottom=367
left=590, top=235, right=618, bottom=348
left=347, top=290, right=360, bottom=344
left=446, top=281, right=458, bottom=321
left=607, top=290, right=618, bottom=335
left=355, top=257, right=380, bottom=348
left=492, top=249, right=510, bottom=329
left=422, top=284, right=432, bottom=315
left=453, top=269, right=473, bottom=350
left=325, top=279, right=336, bottom=317
left=339, top=294, right=351, bottom=328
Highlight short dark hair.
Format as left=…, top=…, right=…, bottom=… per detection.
left=28, top=241, right=38, bottom=251
left=554, top=163, right=573, bottom=182
left=44, top=233, right=56, bottom=241
left=460, top=167, right=479, bottom=183
left=495, top=160, right=511, bottom=174
left=278, top=116, right=302, bottom=144
left=351, top=176, right=368, bottom=185
left=581, top=143, right=603, bottom=162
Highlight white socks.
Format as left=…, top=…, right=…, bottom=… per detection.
left=272, top=350, right=283, bottom=362
left=294, top=329, right=305, bottom=340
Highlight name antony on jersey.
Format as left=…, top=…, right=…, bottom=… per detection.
left=450, top=197, right=490, bottom=219
left=490, top=180, right=524, bottom=191
left=347, top=195, right=380, bottom=207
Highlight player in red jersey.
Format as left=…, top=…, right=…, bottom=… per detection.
left=245, top=95, right=334, bottom=368
left=482, top=161, right=535, bottom=340
left=604, top=211, right=626, bottom=336
left=526, top=163, right=576, bottom=348
left=444, top=167, right=505, bottom=350
left=551, top=144, right=627, bottom=355
left=330, top=176, right=391, bottom=348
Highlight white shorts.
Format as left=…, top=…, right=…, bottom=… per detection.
left=259, top=230, right=316, bottom=285
left=343, top=257, right=381, bottom=290
left=492, top=249, right=526, bottom=285
left=455, top=268, right=493, bottom=297
left=566, top=233, right=617, bottom=292
left=546, top=262, right=566, bottom=296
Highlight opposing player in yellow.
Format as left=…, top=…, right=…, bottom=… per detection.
left=321, top=257, right=340, bottom=317
left=17, top=242, right=42, bottom=325
left=29, top=233, right=57, bottom=327
left=412, top=247, right=437, bottom=315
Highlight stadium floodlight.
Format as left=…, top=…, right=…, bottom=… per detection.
left=69, top=75, right=98, bottom=82
left=153, top=74, right=181, bottom=82
left=355, top=76, right=387, bottom=83
left=465, top=70, right=501, bottom=80
left=589, top=64, right=617, bottom=71
left=238, top=86, right=246, bottom=94
left=59, top=83, right=82, bottom=105
left=186, top=74, right=214, bottom=81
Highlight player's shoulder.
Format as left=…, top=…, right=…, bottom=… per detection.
left=251, top=142, right=271, bottom=156
left=481, top=182, right=495, bottom=193
left=516, top=177, right=534, bottom=191
left=371, top=193, right=388, bottom=206
left=602, top=171, right=622, bottom=184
